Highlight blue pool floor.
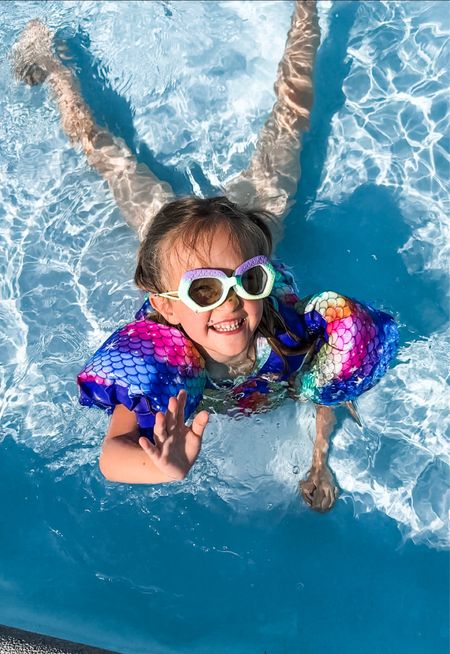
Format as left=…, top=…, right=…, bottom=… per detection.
left=1, top=437, right=448, bottom=654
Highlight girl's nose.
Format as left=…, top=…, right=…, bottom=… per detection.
left=221, top=288, right=241, bottom=310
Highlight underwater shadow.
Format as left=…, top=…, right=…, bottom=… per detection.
left=280, top=182, right=448, bottom=342
left=280, top=1, right=447, bottom=342
left=57, top=27, right=219, bottom=198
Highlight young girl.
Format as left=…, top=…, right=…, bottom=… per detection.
left=12, top=2, right=398, bottom=511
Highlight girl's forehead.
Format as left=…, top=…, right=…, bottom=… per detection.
left=163, top=226, right=248, bottom=282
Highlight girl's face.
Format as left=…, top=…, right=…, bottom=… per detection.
left=151, top=225, right=264, bottom=366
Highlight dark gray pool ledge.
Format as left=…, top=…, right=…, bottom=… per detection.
left=0, top=625, right=122, bottom=654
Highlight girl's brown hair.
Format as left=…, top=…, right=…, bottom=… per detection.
left=134, top=196, right=311, bottom=366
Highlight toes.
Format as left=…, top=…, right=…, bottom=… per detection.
left=12, top=20, right=54, bottom=84
left=24, top=63, right=49, bottom=85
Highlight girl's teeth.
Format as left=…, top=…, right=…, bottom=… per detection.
left=212, top=319, right=244, bottom=332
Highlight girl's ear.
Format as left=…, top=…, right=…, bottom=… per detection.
left=149, top=294, right=179, bottom=325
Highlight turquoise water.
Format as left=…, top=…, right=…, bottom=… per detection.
left=0, top=1, right=449, bottom=652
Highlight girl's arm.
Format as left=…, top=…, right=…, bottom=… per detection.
left=225, top=0, right=320, bottom=244
left=12, top=20, right=175, bottom=240
left=100, top=405, right=173, bottom=484
left=300, top=404, right=339, bottom=511
left=99, top=392, right=209, bottom=484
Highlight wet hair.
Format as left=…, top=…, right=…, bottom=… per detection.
left=134, top=196, right=311, bottom=366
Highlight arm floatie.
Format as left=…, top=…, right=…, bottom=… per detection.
left=296, top=291, right=399, bottom=405
left=257, top=262, right=399, bottom=405
left=77, top=319, right=206, bottom=434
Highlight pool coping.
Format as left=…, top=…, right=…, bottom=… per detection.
left=0, top=624, right=123, bottom=654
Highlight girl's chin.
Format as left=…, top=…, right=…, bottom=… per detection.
left=203, top=333, right=252, bottom=361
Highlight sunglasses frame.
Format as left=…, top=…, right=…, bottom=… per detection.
left=153, top=255, right=276, bottom=313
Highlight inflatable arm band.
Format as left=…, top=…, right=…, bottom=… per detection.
left=77, top=320, right=206, bottom=434
left=297, top=291, right=399, bottom=404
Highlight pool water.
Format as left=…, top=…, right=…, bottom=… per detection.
left=0, top=1, right=448, bottom=653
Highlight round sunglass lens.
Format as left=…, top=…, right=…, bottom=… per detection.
left=188, top=278, right=223, bottom=307
left=241, top=265, right=268, bottom=295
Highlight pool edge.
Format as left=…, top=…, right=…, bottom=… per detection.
left=0, top=624, right=123, bottom=654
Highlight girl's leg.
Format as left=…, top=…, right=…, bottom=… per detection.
left=224, top=1, right=320, bottom=244
left=12, top=20, right=175, bottom=241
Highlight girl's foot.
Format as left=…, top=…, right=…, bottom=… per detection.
left=11, top=19, right=55, bottom=85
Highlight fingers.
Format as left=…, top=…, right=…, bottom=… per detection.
left=300, top=480, right=315, bottom=506
left=138, top=436, right=157, bottom=457
left=299, top=475, right=339, bottom=512
left=153, top=392, right=188, bottom=447
left=166, top=391, right=189, bottom=433
left=191, top=410, right=209, bottom=438
left=153, top=411, right=168, bottom=448
left=176, top=390, right=187, bottom=431
left=153, top=392, right=208, bottom=449
left=313, top=484, right=337, bottom=512
left=176, top=391, right=209, bottom=438
left=314, top=486, right=330, bottom=512
left=165, top=396, right=178, bottom=434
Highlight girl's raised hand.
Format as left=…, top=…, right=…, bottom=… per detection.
left=138, top=390, right=209, bottom=481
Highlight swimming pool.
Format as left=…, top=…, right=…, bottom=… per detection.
left=0, top=1, right=448, bottom=652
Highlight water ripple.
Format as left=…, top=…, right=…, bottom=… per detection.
left=0, top=1, right=448, bottom=551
